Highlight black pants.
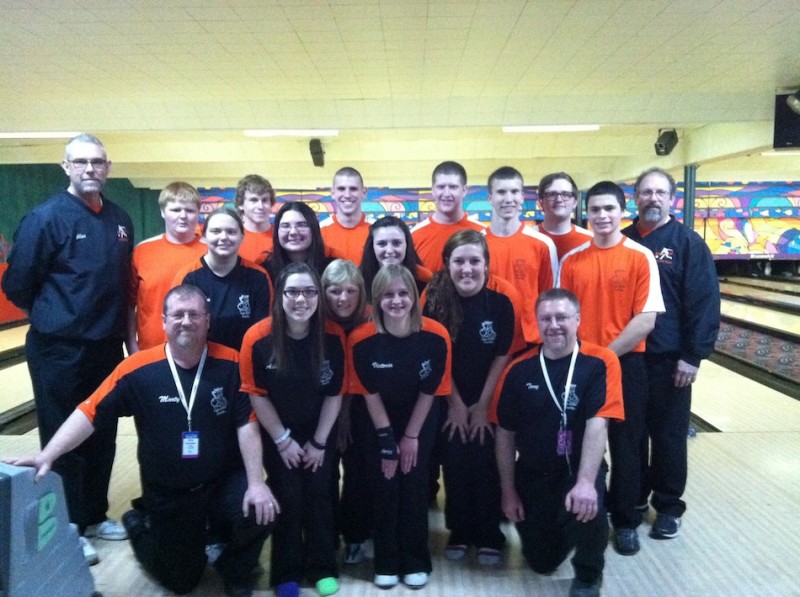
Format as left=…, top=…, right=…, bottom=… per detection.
left=641, top=353, right=691, bottom=517
left=608, top=352, right=648, bottom=529
left=372, top=404, right=437, bottom=576
left=338, top=396, right=375, bottom=544
left=264, top=439, right=338, bottom=586
left=441, top=429, right=505, bottom=550
left=129, top=469, right=271, bottom=595
left=515, top=465, right=608, bottom=584
left=26, top=329, right=122, bottom=528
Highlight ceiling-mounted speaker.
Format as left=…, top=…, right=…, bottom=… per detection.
left=774, top=93, right=800, bottom=149
left=309, top=138, right=325, bottom=167
left=654, top=128, right=678, bottom=156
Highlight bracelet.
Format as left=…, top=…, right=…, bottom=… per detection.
left=403, top=433, right=418, bottom=440
left=309, top=437, right=326, bottom=450
left=274, top=428, right=291, bottom=445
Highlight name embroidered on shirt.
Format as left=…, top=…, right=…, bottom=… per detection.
left=159, top=395, right=180, bottom=403
left=372, top=362, right=394, bottom=369
left=526, top=382, right=539, bottom=391
left=75, top=233, right=87, bottom=240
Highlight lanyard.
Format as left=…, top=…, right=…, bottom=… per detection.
left=165, top=345, right=208, bottom=432
left=539, top=343, right=579, bottom=425
left=539, top=343, right=579, bottom=474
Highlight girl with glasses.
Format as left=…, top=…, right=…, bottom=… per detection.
left=240, top=262, right=346, bottom=597
left=265, top=201, right=329, bottom=281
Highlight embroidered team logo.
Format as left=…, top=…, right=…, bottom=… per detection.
left=237, top=294, right=252, bottom=318
left=654, top=247, right=674, bottom=263
left=512, top=258, right=529, bottom=281
left=563, top=384, right=579, bottom=410
left=479, top=320, right=497, bottom=344
left=320, top=359, right=333, bottom=386
left=419, top=359, right=432, bottom=380
left=117, top=225, right=128, bottom=241
left=210, top=387, right=227, bottom=415
left=611, top=269, right=627, bottom=291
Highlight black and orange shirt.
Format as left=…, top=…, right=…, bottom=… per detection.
left=423, top=284, right=516, bottom=407
left=174, top=257, right=273, bottom=351
left=490, top=341, right=624, bottom=474
left=347, top=317, right=452, bottom=419
left=240, top=319, right=346, bottom=442
left=77, top=342, right=250, bottom=489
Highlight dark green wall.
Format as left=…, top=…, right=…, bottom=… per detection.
left=0, top=164, right=162, bottom=259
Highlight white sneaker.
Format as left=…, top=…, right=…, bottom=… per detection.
left=403, top=572, right=428, bottom=589
left=85, top=518, right=128, bottom=541
left=80, top=536, right=99, bottom=566
left=374, top=574, right=399, bottom=588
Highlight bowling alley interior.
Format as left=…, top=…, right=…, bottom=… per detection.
left=1, top=1, right=800, bottom=596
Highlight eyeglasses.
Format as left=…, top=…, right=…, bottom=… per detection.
left=542, top=190, right=577, bottom=201
left=636, top=189, right=671, bottom=199
left=283, top=288, right=319, bottom=299
left=68, top=158, right=108, bottom=170
left=165, top=310, right=207, bottom=322
left=278, top=221, right=310, bottom=231
left=537, top=313, right=578, bottom=325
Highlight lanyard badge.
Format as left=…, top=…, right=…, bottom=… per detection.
left=540, top=343, right=579, bottom=475
left=166, top=345, right=208, bottom=459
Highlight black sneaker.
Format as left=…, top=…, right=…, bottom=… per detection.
left=650, top=513, right=681, bottom=539
left=613, top=528, right=640, bottom=555
left=121, top=509, right=146, bottom=540
left=569, top=577, right=601, bottom=597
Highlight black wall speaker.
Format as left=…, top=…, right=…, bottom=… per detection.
left=655, top=129, right=678, bottom=156
left=773, top=94, right=800, bottom=149
left=309, top=139, right=325, bottom=167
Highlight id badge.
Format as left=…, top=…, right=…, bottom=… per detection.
left=182, top=431, right=200, bottom=458
left=556, top=429, right=572, bottom=456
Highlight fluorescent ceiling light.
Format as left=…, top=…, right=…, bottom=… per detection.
left=760, top=150, right=800, bottom=156
left=502, top=124, right=600, bottom=133
left=244, top=129, right=339, bottom=137
left=0, top=131, right=82, bottom=139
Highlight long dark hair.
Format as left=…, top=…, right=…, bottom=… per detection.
left=424, top=229, right=489, bottom=341
left=360, top=216, right=421, bottom=300
left=269, top=201, right=327, bottom=276
left=269, top=262, right=326, bottom=377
